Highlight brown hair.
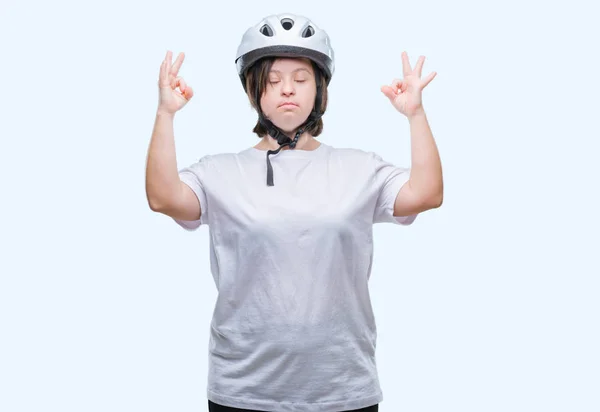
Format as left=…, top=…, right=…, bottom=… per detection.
left=244, top=56, right=329, bottom=138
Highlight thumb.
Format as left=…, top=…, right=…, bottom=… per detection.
left=380, top=85, right=397, bottom=101
left=183, top=85, right=194, bottom=100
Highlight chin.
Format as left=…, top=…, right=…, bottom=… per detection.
left=270, top=118, right=308, bottom=135
left=278, top=125, right=301, bottom=135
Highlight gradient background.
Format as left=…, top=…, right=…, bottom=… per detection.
left=1, top=0, right=598, bottom=411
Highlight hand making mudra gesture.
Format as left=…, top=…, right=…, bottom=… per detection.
left=157, top=50, right=194, bottom=116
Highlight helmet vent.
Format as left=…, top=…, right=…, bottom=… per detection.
left=301, top=26, right=315, bottom=38
left=260, top=24, right=274, bottom=37
left=281, top=18, right=294, bottom=30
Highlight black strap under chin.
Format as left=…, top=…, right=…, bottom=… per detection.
left=256, top=67, right=324, bottom=186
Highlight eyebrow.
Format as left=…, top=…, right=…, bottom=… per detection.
left=269, top=68, right=312, bottom=75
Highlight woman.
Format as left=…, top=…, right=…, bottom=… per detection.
left=145, top=13, right=443, bottom=412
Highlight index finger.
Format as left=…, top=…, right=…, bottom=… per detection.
left=165, top=50, right=173, bottom=72
left=170, top=52, right=185, bottom=76
left=401, top=51, right=412, bottom=77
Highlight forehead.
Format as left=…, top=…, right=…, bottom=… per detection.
left=270, top=57, right=313, bottom=73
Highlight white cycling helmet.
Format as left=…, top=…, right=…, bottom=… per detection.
left=235, top=13, right=335, bottom=91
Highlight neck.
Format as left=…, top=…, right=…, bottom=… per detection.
left=257, top=131, right=319, bottom=151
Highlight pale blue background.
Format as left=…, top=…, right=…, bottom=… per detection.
left=1, top=0, right=599, bottom=411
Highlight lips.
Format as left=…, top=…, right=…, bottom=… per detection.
left=278, top=102, right=298, bottom=107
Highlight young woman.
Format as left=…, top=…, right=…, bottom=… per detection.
left=145, top=13, right=443, bottom=412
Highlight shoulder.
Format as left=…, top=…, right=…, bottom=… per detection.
left=178, top=152, right=233, bottom=181
left=181, top=149, right=261, bottom=183
left=326, top=144, right=382, bottom=167
left=188, top=149, right=250, bottom=168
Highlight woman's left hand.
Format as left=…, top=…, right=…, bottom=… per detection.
left=381, top=51, right=437, bottom=118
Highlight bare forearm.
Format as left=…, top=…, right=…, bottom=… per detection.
left=408, top=109, right=443, bottom=205
left=145, top=110, right=181, bottom=210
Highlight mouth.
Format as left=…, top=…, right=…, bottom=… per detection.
left=279, top=102, right=298, bottom=108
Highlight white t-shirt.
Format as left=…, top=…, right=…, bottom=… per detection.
left=174, top=142, right=417, bottom=412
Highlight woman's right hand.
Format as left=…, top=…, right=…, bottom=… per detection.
left=157, top=50, right=194, bottom=115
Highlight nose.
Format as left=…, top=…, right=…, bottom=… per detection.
left=281, top=79, right=295, bottom=96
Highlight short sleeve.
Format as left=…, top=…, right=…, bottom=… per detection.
left=372, top=152, right=418, bottom=225
left=173, top=155, right=211, bottom=231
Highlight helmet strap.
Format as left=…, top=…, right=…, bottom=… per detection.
left=255, top=67, right=325, bottom=186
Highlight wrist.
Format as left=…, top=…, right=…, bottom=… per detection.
left=407, top=107, right=426, bottom=122
left=156, top=108, right=176, bottom=119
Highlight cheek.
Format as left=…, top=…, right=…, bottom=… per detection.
left=259, top=92, right=276, bottom=114
left=301, top=89, right=317, bottom=111
left=260, top=96, right=271, bottom=115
